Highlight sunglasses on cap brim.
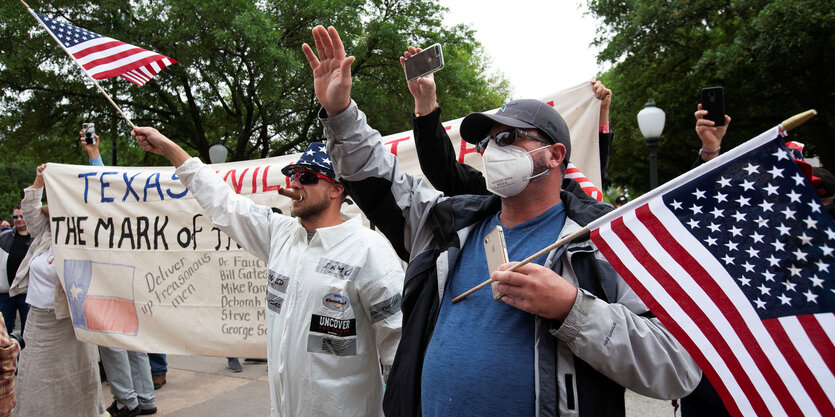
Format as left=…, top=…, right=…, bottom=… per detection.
left=475, top=128, right=552, bottom=153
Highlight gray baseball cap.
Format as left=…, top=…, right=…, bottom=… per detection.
left=460, top=99, right=571, bottom=163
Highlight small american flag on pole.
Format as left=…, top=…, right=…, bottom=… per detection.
left=589, top=126, right=834, bottom=417
left=565, top=162, right=603, bottom=201
left=31, top=12, right=176, bottom=86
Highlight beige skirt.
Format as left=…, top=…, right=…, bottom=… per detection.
left=13, top=307, right=105, bottom=417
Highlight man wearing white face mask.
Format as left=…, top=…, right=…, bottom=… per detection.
left=304, top=26, right=700, bottom=417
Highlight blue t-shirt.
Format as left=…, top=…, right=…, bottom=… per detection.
left=421, top=202, right=567, bottom=416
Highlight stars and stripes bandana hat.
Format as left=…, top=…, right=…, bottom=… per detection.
left=281, top=142, right=335, bottom=180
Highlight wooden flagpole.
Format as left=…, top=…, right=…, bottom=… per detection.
left=780, top=109, right=817, bottom=134
left=451, top=225, right=590, bottom=303
left=20, top=0, right=136, bottom=129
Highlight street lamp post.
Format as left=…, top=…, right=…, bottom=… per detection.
left=208, top=143, right=229, bottom=164
left=637, top=99, right=665, bottom=189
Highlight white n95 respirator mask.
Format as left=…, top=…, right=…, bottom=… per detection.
left=482, top=144, right=550, bottom=198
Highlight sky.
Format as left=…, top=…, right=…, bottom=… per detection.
left=441, top=0, right=606, bottom=98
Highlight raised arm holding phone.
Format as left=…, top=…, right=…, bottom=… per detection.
left=694, top=102, right=732, bottom=163
left=403, top=47, right=615, bottom=202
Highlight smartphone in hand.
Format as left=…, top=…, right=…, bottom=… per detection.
left=700, top=86, right=725, bottom=126
left=484, top=225, right=509, bottom=301
left=82, top=123, right=97, bottom=145
left=403, top=44, right=444, bottom=82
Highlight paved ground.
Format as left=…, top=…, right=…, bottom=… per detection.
left=100, top=354, right=674, bottom=417
left=102, top=355, right=270, bottom=416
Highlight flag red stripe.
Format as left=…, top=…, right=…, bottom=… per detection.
left=797, top=314, right=835, bottom=375
left=70, top=39, right=126, bottom=59
left=120, top=73, right=144, bottom=86
left=126, top=68, right=151, bottom=83
left=92, top=56, right=172, bottom=80
left=83, top=296, right=138, bottom=334
left=634, top=204, right=804, bottom=416
left=591, top=227, right=747, bottom=417
left=606, top=212, right=773, bottom=417
left=81, top=46, right=156, bottom=72
left=762, top=318, right=835, bottom=416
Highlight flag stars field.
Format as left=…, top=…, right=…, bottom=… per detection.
left=660, top=138, right=833, bottom=321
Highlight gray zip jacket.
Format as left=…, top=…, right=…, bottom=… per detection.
left=322, top=101, right=700, bottom=417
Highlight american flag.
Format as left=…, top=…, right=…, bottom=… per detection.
left=31, top=12, right=176, bottom=86
left=589, top=126, right=834, bottom=417
left=565, top=162, right=603, bottom=201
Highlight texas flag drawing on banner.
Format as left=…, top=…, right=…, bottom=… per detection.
left=587, top=126, right=834, bottom=417
left=63, top=260, right=140, bottom=335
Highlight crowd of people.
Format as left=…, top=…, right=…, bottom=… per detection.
left=0, top=23, right=831, bottom=417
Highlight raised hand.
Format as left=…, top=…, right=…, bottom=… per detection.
left=33, top=163, right=47, bottom=188
left=79, top=129, right=100, bottom=160
left=301, top=26, right=355, bottom=117
left=591, top=78, right=612, bottom=126
left=131, top=126, right=191, bottom=167
left=694, top=103, right=731, bottom=161
left=401, top=47, right=438, bottom=116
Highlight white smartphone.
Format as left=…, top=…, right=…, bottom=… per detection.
left=403, top=43, right=444, bottom=82
left=484, top=225, right=509, bottom=301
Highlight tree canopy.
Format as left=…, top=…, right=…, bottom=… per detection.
left=588, top=0, right=835, bottom=195
left=0, top=0, right=509, bottom=218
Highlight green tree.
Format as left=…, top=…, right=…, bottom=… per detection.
left=0, top=160, right=37, bottom=221
left=588, top=0, right=835, bottom=195
left=0, top=0, right=509, bottom=169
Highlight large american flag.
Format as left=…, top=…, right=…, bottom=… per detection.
left=589, top=126, right=834, bottom=417
left=31, top=12, right=176, bottom=86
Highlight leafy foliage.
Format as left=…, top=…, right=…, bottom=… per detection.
left=0, top=0, right=510, bottom=175
left=588, top=0, right=835, bottom=195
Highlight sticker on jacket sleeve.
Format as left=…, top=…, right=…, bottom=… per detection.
left=316, top=258, right=361, bottom=281
left=307, top=335, right=357, bottom=356
left=369, top=293, right=402, bottom=323
left=322, top=293, right=350, bottom=311
left=249, top=205, right=271, bottom=219
left=268, top=270, right=289, bottom=293
left=309, top=314, right=357, bottom=337
left=267, top=292, right=284, bottom=314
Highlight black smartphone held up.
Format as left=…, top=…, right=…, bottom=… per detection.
left=403, top=44, right=444, bottom=83
left=82, top=122, right=96, bottom=145
left=700, top=86, right=725, bottom=126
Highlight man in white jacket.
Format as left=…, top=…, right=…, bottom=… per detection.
left=130, top=132, right=404, bottom=417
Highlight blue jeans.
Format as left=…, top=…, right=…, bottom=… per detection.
left=100, top=347, right=156, bottom=410
left=148, top=353, right=167, bottom=375
left=0, top=292, right=29, bottom=333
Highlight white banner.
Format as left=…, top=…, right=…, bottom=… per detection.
left=43, top=82, right=600, bottom=356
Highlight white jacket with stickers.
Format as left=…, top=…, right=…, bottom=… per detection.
left=176, top=158, right=403, bottom=417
